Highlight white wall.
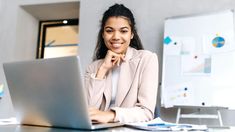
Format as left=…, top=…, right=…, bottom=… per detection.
left=0, top=0, right=79, bottom=118
left=79, top=0, right=235, bottom=126
left=0, top=1, right=40, bottom=118
left=0, top=1, right=18, bottom=118
left=19, top=0, right=79, bottom=5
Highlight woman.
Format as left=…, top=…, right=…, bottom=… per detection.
left=85, top=3, right=159, bottom=123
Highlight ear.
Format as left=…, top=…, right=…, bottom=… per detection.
left=131, top=33, right=134, bottom=39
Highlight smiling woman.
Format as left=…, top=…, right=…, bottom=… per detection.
left=85, top=3, right=159, bottom=124
left=102, top=17, right=134, bottom=54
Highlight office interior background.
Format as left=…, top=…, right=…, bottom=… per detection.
left=1, top=0, right=235, bottom=126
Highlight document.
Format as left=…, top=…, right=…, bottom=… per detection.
left=125, top=117, right=208, bottom=131
left=0, top=117, right=18, bottom=125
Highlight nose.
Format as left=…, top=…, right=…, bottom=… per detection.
left=112, top=31, right=120, bottom=40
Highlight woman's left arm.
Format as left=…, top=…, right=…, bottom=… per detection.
left=111, top=52, right=159, bottom=123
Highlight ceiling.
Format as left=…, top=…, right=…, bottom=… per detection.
left=21, top=1, right=80, bottom=20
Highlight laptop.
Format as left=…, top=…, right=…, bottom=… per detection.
left=3, top=56, right=123, bottom=130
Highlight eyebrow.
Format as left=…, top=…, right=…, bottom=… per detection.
left=104, top=26, right=130, bottom=30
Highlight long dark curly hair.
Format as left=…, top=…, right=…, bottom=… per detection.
left=93, top=3, right=144, bottom=61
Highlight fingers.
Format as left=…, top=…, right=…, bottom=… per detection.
left=120, top=54, right=126, bottom=62
left=88, top=107, right=98, bottom=116
left=112, top=57, right=119, bottom=66
left=88, top=107, right=114, bottom=123
left=89, top=108, right=100, bottom=123
left=108, top=51, right=125, bottom=66
left=101, top=50, right=126, bottom=72
left=117, top=58, right=121, bottom=66
left=88, top=107, right=105, bottom=123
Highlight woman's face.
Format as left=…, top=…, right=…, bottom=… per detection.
left=102, top=16, right=133, bottom=54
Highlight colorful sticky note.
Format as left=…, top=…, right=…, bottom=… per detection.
left=164, top=36, right=172, bottom=45
left=0, top=84, right=4, bottom=97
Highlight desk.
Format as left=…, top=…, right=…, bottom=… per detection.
left=0, top=125, right=135, bottom=132
left=0, top=125, right=234, bottom=132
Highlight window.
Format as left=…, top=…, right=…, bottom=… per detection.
left=37, top=19, right=79, bottom=59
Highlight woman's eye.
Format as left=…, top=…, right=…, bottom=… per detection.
left=105, top=29, right=113, bottom=33
left=121, top=30, right=128, bottom=33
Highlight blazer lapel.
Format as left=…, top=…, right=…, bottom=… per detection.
left=115, top=47, right=140, bottom=106
left=103, top=70, right=112, bottom=109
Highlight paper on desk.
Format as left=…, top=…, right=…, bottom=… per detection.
left=0, top=117, right=18, bottom=125
left=125, top=117, right=208, bottom=131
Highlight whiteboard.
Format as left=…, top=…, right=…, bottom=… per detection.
left=161, top=10, right=235, bottom=109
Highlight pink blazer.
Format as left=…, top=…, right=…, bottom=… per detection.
left=84, top=47, right=159, bottom=123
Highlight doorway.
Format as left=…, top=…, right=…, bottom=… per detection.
left=37, top=19, right=79, bottom=59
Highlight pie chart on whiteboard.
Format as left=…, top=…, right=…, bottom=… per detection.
left=212, top=36, right=225, bottom=48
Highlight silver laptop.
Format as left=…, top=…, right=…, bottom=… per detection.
left=3, top=56, right=123, bottom=130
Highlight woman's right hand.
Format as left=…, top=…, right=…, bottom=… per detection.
left=103, top=50, right=125, bottom=69
left=95, top=50, right=125, bottom=79
left=88, top=107, right=115, bottom=123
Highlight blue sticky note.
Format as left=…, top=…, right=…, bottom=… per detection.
left=164, top=36, right=172, bottom=45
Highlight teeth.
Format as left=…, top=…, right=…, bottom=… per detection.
left=112, top=43, right=121, bottom=48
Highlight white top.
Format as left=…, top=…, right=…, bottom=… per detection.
left=110, top=66, right=120, bottom=107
